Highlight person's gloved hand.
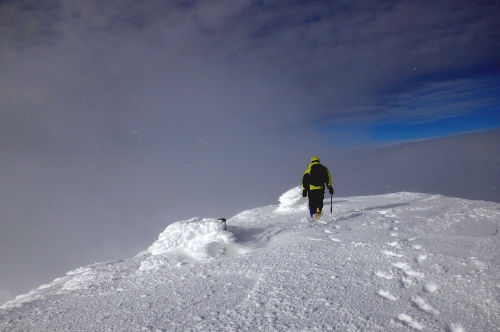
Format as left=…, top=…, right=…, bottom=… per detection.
left=302, top=190, right=307, bottom=197
left=328, top=187, right=334, bottom=195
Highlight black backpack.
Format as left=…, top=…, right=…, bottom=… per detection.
left=309, top=164, right=328, bottom=187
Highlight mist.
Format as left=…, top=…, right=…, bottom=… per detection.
left=1, top=0, right=499, bottom=303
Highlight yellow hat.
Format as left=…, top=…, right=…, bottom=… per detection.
left=310, top=156, right=320, bottom=163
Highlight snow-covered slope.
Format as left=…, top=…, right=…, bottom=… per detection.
left=1, top=189, right=499, bottom=331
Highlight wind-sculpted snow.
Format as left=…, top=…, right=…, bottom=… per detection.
left=275, top=186, right=304, bottom=212
left=147, top=217, right=236, bottom=260
left=139, top=217, right=250, bottom=271
left=1, top=191, right=499, bottom=331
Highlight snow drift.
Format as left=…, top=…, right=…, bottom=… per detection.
left=147, top=217, right=235, bottom=260
left=1, top=189, right=499, bottom=331
left=275, top=186, right=305, bottom=212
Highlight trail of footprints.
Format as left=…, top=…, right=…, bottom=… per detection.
left=325, top=211, right=451, bottom=330
left=324, top=208, right=475, bottom=330
left=373, top=229, right=461, bottom=331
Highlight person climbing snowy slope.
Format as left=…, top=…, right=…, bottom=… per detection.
left=302, top=156, right=334, bottom=219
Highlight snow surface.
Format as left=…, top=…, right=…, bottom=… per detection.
left=1, top=188, right=500, bottom=331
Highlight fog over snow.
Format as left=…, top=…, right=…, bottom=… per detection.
left=1, top=188, right=499, bottom=331
left=1, top=0, right=500, bottom=307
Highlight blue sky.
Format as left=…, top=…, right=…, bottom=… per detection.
left=334, top=75, right=500, bottom=145
left=369, top=108, right=500, bottom=144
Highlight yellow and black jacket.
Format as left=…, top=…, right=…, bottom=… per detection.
left=302, top=160, right=332, bottom=191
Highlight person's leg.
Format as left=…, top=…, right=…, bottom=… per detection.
left=308, top=190, right=324, bottom=215
left=308, top=196, right=316, bottom=216
left=318, top=192, right=324, bottom=212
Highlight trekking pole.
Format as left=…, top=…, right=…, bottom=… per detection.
left=330, top=194, right=333, bottom=213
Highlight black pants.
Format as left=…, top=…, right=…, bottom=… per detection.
left=308, top=189, right=324, bottom=216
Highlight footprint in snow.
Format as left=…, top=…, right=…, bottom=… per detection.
left=423, top=282, right=439, bottom=293
left=375, top=271, right=393, bottom=280
left=386, top=241, right=400, bottom=248
left=392, top=262, right=425, bottom=279
left=447, top=323, right=466, bottom=332
left=382, top=250, right=404, bottom=258
left=416, top=254, right=428, bottom=263
left=411, top=296, right=440, bottom=316
left=378, top=289, right=398, bottom=301
left=397, top=313, right=424, bottom=330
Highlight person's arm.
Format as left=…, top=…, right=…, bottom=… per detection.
left=302, top=165, right=311, bottom=196
left=325, top=166, right=334, bottom=194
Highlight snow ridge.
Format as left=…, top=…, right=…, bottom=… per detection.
left=1, top=189, right=499, bottom=331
